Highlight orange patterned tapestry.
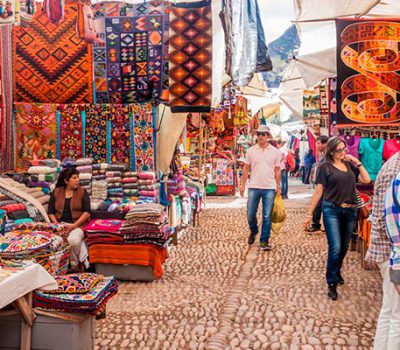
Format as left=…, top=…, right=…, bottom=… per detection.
left=337, top=19, right=400, bottom=126
left=13, top=3, right=93, bottom=103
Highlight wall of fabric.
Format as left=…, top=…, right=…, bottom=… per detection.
left=336, top=19, right=400, bottom=126
left=15, top=102, right=156, bottom=172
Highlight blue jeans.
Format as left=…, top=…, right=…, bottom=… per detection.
left=281, top=169, right=288, bottom=197
left=247, top=189, right=276, bottom=243
left=322, top=201, right=357, bottom=285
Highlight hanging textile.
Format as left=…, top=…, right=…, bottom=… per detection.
left=84, top=104, right=109, bottom=163
left=303, top=89, right=321, bottom=119
left=132, top=103, right=154, bottom=172
left=319, top=84, right=329, bottom=115
left=92, top=2, right=169, bottom=104
left=58, top=104, right=83, bottom=160
left=169, top=1, right=212, bottom=113
left=0, top=25, right=13, bottom=171
left=336, top=19, right=400, bottom=126
left=13, top=2, right=93, bottom=103
left=212, top=158, right=234, bottom=186
left=110, top=105, right=131, bottom=166
left=15, top=103, right=58, bottom=170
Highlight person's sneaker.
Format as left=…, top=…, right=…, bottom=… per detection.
left=248, top=234, right=256, bottom=245
left=260, top=242, right=272, bottom=251
left=338, top=274, right=345, bottom=285
left=305, top=225, right=321, bottom=233
left=327, top=284, right=338, bottom=300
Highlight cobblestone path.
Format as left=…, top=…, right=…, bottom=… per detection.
left=95, top=206, right=381, bottom=350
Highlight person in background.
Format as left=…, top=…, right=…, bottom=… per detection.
left=303, top=149, right=316, bottom=184
left=240, top=125, right=281, bottom=251
left=48, top=167, right=91, bottom=271
left=306, top=135, right=329, bottom=232
left=365, top=151, right=400, bottom=349
left=277, top=140, right=289, bottom=199
left=294, top=149, right=300, bottom=177
left=304, top=137, right=370, bottom=300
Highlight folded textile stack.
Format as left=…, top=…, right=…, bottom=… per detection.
left=0, top=228, right=69, bottom=276
left=27, top=160, right=60, bottom=194
left=92, top=180, right=108, bottom=201
left=167, top=173, right=186, bottom=196
left=76, top=158, right=94, bottom=196
left=121, top=203, right=171, bottom=247
left=92, top=163, right=109, bottom=181
left=138, top=172, right=159, bottom=203
left=121, top=171, right=139, bottom=199
left=106, top=164, right=128, bottom=201
left=34, top=273, right=118, bottom=315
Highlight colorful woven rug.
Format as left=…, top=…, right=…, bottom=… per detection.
left=337, top=19, right=400, bottom=126
left=132, top=103, right=155, bottom=172
left=110, top=105, right=131, bottom=165
left=13, top=3, right=93, bottom=103
left=169, top=1, right=212, bottom=113
left=58, top=105, right=83, bottom=160
left=92, top=1, right=169, bottom=104
left=84, top=104, right=109, bottom=163
left=15, top=103, right=58, bottom=170
left=212, top=158, right=234, bottom=186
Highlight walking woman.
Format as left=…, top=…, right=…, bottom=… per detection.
left=304, top=136, right=370, bottom=300
left=48, top=167, right=91, bottom=271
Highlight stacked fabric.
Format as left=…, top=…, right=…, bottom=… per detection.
left=167, top=173, right=186, bottom=196
left=27, top=159, right=60, bottom=194
left=0, top=228, right=69, bottom=276
left=33, top=273, right=118, bottom=315
left=106, top=164, right=128, bottom=201
left=76, top=158, right=94, bottom=196
left=121, top=203, right=171, bottom=247
left=138, top=172, right=159, bottom=202
left=121, top=171, right=139, bottom=199
left=92, top=163, right=109, bottom=181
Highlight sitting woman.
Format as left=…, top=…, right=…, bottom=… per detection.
left=48, top=167, right=91, bottom=271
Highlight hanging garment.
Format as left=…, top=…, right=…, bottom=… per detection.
left=42, top=0, right=64, bottom=24
left=383, top=138, right=400, bottom=161
left=358, top=138, right=385, bottom=181
left=340, top=135, right=361, bottom=160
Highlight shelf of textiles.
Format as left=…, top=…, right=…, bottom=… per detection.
left=0, top=222, right=71, bottom=276
left=84, top=203, right=170, bottom=281
left=338, top=132, right=400, bottom=182
left=204, top=154, right=236, bottom=196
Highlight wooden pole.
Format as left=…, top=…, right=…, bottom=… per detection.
left=198, top=115, right=204, bottom=180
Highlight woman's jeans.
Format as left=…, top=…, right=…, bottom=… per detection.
left=247, top=189, right=276, bottom=243
left=322, top=201, right=356, bottom=285
left=281, top=169, right=288, bottom=197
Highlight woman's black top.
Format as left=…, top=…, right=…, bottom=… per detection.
left=315, top=161, right=360, bottom=205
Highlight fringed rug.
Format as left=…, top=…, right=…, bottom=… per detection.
left=169, top=1, right=212, bottom=113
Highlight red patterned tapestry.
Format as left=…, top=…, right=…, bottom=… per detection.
left=169, top=1, right=212, bottom=113
left=110, top=105, right=131, bottom=165
left=337, top=19, right=400, bottom=126
left=58, top=104, right=83, bottom=160
left=13, top=3, right=93, bottom=103
left=133, top=103, right=155, bottom=171
left=84, top=104, right=109, bottom=163
left=15, top=103, right=58, bottom=170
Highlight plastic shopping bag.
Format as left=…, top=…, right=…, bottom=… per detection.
left=271, top=194, right=286, bottom=233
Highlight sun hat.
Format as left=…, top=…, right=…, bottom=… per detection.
left=255, top=125, right=271, bottom=135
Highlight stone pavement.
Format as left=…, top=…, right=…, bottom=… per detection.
left=95, top=180, right=382, bottom=350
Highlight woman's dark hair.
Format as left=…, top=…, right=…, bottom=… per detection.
left=317, top=135, right=329, bottom=144
left=55, top=167, right=79, bottom=188
left=324, top=136, right=346, bottom=164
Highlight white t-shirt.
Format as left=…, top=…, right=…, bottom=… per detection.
left=245, top=144, right=281, bottom=189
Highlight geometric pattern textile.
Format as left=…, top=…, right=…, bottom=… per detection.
left=92, top=2, right=169, bottom=104
left=13, top=3, right=93, bottom=103
left=58, top=105, right=83, bottom=160
left=110, top=105, right=131, bottom=166
left=15, top=103, right=58, bottom=170
left=336, top=19, right=400, bottom=126
left=169, top=1, right=212, bottom=113
left=132, top=103, right=155, bottom=172
left=84, top=104, right=109, bottom=164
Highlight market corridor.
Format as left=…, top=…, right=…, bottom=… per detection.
left=95, top=197, right=382, bottom=349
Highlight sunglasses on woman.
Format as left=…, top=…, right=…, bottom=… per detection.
left=335, top=147, right=348, bottom=154
left=256, top=132, right=269, bottom=136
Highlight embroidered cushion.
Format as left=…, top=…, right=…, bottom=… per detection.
left=46, top=273, right=104, bottom=294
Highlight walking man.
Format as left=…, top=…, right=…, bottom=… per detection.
left=366, top=151, right=400, bottom=349
left=306, top=135, right=328, bottom=232
left=240, top=125, right=281, bottom=251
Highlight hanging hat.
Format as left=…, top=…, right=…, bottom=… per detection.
left=255, top=125, right=271, bottom=135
